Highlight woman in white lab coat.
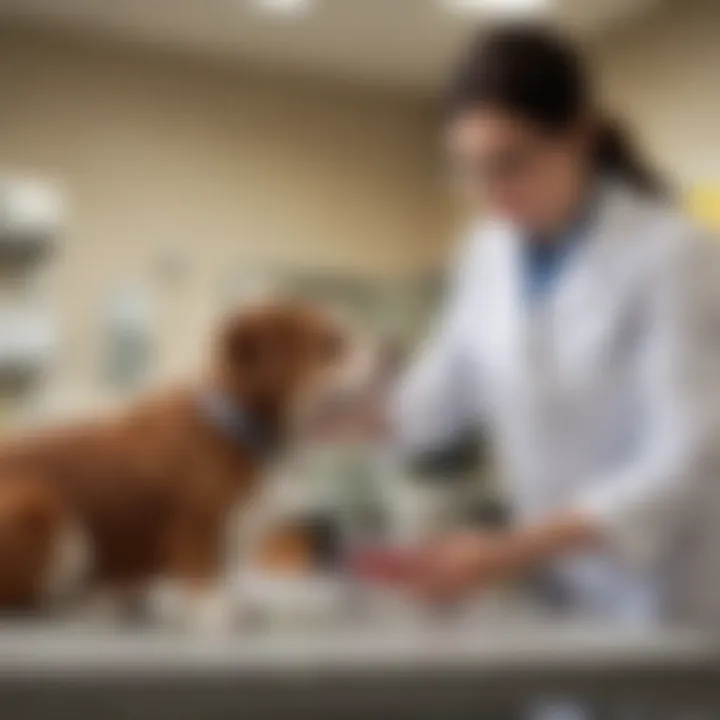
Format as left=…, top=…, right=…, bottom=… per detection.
left=395, top=25, right=720, bottom=625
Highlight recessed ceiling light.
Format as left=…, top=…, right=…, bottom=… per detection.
left=252, top=0, right=312, bottom=15
left=444, top=0, right=549, bottom=16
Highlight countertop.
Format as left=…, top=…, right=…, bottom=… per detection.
left=0, top=621, right=718, bottom=718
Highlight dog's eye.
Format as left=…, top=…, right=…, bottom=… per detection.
left=319, top=332, right=345, bottom=362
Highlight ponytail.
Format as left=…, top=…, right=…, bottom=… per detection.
left=594, top=119, right=668, bottom=197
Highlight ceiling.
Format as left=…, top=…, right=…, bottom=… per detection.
left=0, top=0, right=659, bottom=91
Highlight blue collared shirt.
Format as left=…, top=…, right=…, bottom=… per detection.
left=523, top=194, right=598, bottom=303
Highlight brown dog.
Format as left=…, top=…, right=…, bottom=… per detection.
left=0, top=300, right=373, bottom=628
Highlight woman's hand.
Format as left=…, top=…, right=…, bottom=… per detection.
left=409, top=531, right=529, bottom=604
left=409, top=513, right=599, bottom=604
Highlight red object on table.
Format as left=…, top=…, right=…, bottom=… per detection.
left=351, top=547, right=423, bottom=585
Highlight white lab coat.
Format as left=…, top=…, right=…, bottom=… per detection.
left=395, top=182, right=720, bottom=625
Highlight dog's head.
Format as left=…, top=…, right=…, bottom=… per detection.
left=212, top=300, right=376, bottom=441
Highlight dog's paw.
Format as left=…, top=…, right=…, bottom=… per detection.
left=146, top=581, right=236, bottom=634
left=191, top=591, right=237, bottom=634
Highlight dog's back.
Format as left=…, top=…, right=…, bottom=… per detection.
left=0, top=391, right=258, bottom=607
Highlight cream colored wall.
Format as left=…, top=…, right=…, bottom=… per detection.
left=14, top=0, right=717, bottom=418
left=593, top=0, right=720, bottom=187
left=0, top=28, right=447, bottom=416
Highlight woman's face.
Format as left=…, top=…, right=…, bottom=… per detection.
left=447, top=107, right=591, bottom=233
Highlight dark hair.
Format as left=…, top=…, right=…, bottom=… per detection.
left=447, top=25, right=666, bottom=196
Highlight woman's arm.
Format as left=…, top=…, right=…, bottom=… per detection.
left=413, top=227, right=720, bottom=602
left=411, top=513, right=598, bottom=603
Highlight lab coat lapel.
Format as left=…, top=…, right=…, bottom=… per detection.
left=491, top=225, right=532, bottom=399
left=485, top=183, right=637, bottom=403
left=549, top=183, right=637, bottom=387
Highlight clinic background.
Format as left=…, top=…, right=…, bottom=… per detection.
left=0, top=0, right=719, bottom=429
left=0, top=3, right=719, bottom=712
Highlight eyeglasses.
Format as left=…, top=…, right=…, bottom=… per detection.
left=448, top=139, right=551, bottom=188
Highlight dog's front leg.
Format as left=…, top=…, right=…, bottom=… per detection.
left=146, top=579, right=236, bottom=633
left=148, top=517, right=237, bottom=633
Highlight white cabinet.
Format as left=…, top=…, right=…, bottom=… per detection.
left=0, top=176, right=63, bottom=393
left=0, top=176, right=64, bottom=261
left=0, top=307, right=56, bottom=380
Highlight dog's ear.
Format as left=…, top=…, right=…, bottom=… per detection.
left=215, top=310, right=292, bottom=430
left=222, top=317, right=262, bottom=369
left=220, top=313, right=278, bottom=377
left=218, top=309, right=293, bottom=398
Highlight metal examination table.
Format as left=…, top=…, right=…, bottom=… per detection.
left=0, top=622, right=719, bottom=718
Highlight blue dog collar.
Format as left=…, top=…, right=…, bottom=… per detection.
left=197, top=391, right=278, bottom=459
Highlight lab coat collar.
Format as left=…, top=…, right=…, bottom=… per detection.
left=489, top=180, right=643, bottom=394
left=550, top=180, right=643, bottom=316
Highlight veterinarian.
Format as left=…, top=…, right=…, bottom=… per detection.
left=394, top=25, right=720, bottom=628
